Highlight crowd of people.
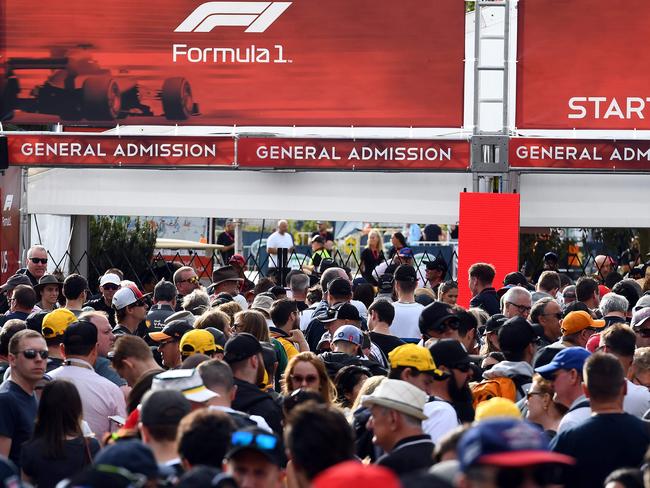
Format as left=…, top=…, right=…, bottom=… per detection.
left=1, top=239, right=650, bottom=488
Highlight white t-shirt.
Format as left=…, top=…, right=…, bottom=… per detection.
left=624, top=379, right=650, bottom=418
left=266, top=232, right=294, bottom=268
left=300, top=307, right=316, bottom=331
left=390, top=302, right=424, bottom=340
left=423, top=398, right=460, bottom=444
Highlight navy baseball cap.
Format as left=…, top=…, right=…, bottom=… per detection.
left=535, top=347, right=591, bottom=380
left=458, top=419, right=575, bottom=471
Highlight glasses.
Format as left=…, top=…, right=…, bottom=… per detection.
left=506, top=302, right=531, bottom=313
left=432, top=319, right=460, bottom=333
left=541, top=312, right=562, bottom=320
left=231, top=430, right=278, bottom=451
left=494, top=465, right=564, bottom=488
left=291, top=374, right=319, bottom=385
left=102, top=284, right=119, bottom=291
left=180, top=276, right=199, bottom=285
left=18, top=349, right=48, bottom=360
left=29, top=257, right=48, bottom=265
left=130, top=300, right=146, bottom=308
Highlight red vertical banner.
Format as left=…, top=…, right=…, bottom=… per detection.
left=457, top=193, right=520, bottom=309
left=0, top=168, right=22, bottom=282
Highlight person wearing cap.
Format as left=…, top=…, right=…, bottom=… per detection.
left=320, top=325, right=386, bottom=378
left=42, top=308, right=77, bottom=372
left=217, top=219, right=236, bottom=263
left=424, top=257, right=448, bottom=296
left=419, top=301, right=461, bottom=344
left=148, top=319, right=193, bottom=369
left=48, top=320, right=127, bottom=438
left=312, top=221, right=334, bottom=250
left=0, top=285, right=37, bottom=327
left=62, top=274, right=88, bottom=317
left=0, top=330, right=47, bottom=467
left=477, top=317, right=538, bottom=403
left=145, top=280, right=177, bottom=336
left=481, top=314, right=506, bottom=355
left=225, top=427, right=285, bottom=488
left=151, top=368, right=218, bottom=407
left=313, top=302, right=360, bottom=352
left=535, top=346, right=592, bottom=433
left=389, top=264, right=424, bottom=341
left=93, top=439, right=161, bottom=484
left=312, top=460, right=400, bottom=488
left=468, top=263, right=500, bottom=316
left=600, top=324, right=650, bottom=418
left=305, top=274, right=353, bottom=351
left=309, top=235, right=331, bottom=273
left=224, top=333, right=283, bottom=435
left=34, top=274, right=62, bottom=312
left=84, top=272, right=121, bottom=326
left=17, top=245, right=49, bottom=287
left=230, top=254, right=256, bottom=295
left=112, top=285, right=149, bottom=336
left=456, top=418, right=574, bottom=488
left=362, top=378, right=434, bottom=475
left=631, top=307, right=650, bottom=348
left=551, top=353, right=650, bottom=488
left=428, top=340, right=475, bottom=428
left=0, top=274, right=33, bottom=313
left=180, top=329, right=219, bottom=361
left=139, top=389, right=191, bottom=477
left=210, top=266, right=248, bottom=311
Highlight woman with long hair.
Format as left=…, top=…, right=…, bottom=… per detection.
left=21, top=380, right=100, bottom=488
left=234, top=310, right=270, bottom=342
left=334, top=365, right=370, bottom=412
left=388, top=231, right=407, bottom=259
left=282, top=351, right=337, bottom=405
left=360, top=229, right=385, bottom=285
left=438, top=280, right=459, bottom=306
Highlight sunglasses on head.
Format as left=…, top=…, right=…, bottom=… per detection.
left=29, top=257, right=48, bottom=265
left=231, top=431, right=278, bottom=451
left=19, top=349, right=48, bottom=360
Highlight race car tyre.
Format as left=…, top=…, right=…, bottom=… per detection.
left=162, top=77, right=193, bottom=120
left=83, top=76, right=121, bottom=120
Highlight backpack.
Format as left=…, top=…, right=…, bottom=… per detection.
left=471, top=374, right=530, bottom=408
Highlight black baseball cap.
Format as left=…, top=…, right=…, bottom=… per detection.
left=327, top=278, right=352, bottom=296
left=484, top=314, right=507, bottom=334
left=226, top=427, right=283, bottom=466
left=149, top=319, right=193, bottom=343
left=63, top=320, right=98, bottom=348
left=429, top=339, right=470, bottom=368
left=394, top=264, right=417, bottom=283
left=224, top=333, right=263, bottom=364
left=419, top=302, right=459, bottom=335
left=316, top=302, right=360, bottom=323
left=378, top=274, right=394, bottom=293
left=140, top=390, right=191, bottom=426
left=498, top=317, right=538, bottom=355
left=425, top=257, right=448, bottom=272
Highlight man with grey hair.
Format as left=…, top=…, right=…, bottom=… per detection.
left=290, top=273, right=310, bottom=312
left=18, top=245, right=48, bottom=287
left=265, top=219, right=294, bottom=284
left=600, top=293, right=629, bottom=327
left=502, top=286, right=533, bottom=320
left=628, top=347, right=650, bottom=390
left=182, top=289, right=210, bottom=316
left=530, top=297, right=562, bottom=348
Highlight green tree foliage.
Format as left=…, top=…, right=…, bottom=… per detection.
left=89, top=216, right=157, bottom=290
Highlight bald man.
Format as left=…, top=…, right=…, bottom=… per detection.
left=266, top=220, right=294, bottom=284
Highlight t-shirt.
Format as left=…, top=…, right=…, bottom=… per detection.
left=369, top=331, right=405, bottom=357
left=217, top=231, right=235, bottom=262
left=83, top=297, right=116, bottom=326
left=624, top=379, right=650, bottom=417
left=0, top=380, right=38, bottom=467
left=390, top=302, right=424, bottom=340
left=145, top=304, right=176, bottom=333
left=266, top=232, right=294, bottom=268
left=423, top=398, right=460, bottom=444
left=551, top=413, right=650, bottom=488
left=21, top=436, right=101, bottom=488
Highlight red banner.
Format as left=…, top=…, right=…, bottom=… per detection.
left=517, top=0, right=650, bottom=130
left=238, top=138, right=470, bottom=170
left=0, top=167, right=22, bottom=282
left=457, top=193, right=520, bottom=309
left=510, top=138, right=650, bottom=171
left=8, top=135, right=235, bottom=167
left=0, top=0, right=464, bottom=127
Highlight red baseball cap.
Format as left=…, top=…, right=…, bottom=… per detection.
left=312, top=461, right=400, bottom=488
left=229, top=254, right=246, bottom=266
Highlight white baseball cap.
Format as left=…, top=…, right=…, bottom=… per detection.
left=100, top=273, right=121, bottom=287
left=151, top=369, right=218, bottom=403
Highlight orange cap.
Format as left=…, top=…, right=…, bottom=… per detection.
left=561, top=311, right=605, bottom=336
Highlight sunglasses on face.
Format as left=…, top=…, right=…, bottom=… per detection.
left=29, top=257, right=48, bottom=265
left=102, top=284, right=119, bottom=291
left=130, top=300, right=146, bottom=308
left=231, top=431, right=278, bottom=451
left=181, top=276, right=199, bottom=285
left=432, top=319, right=459, bottom=333
left=18, top=349, right=48, bottom=360
left=291, top=374, right=319, bottom=385
left=494, top=465, right=565, bottom=488
left=507, top=302, right=531, bottom=313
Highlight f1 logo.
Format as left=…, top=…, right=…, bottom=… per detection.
left=176, top=2, right=292, bottom=33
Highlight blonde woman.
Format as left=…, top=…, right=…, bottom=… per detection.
left=526, top=373, right=567, bottom=439
left=360, top=229, right=385, bottom=285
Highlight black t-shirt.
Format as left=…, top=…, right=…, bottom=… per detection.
left=0, top=380, right=38, bottom=468
left=46, top=357, right=64, bottom=373
left=21, top=436, right=101, bottom=488
left=551, top=413, right=650, bottom=488
left=360, top=248, right=384, bottom=283
left=217, top=231, right=235, bottom=262
left=0, top=311, right=29, bottom=328
left=369, top=331, right=405, bottom=357
left=375, top=435, right=434, bottom=476
left=146, top=304, right=176, bottom=333
left=83, top=297, right=116, bottom=326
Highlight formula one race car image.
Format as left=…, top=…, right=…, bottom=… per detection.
left=0, top=45, right=199, bottom=122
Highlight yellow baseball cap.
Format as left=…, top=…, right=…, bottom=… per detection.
left=180, top=329, right=216, bottom=357
left=42, top=309, right=77, bottom=340
left=561, top=311, right=605, bottom=336
left=388, top=344, right=445, bottom=377
left=475, top=397, right=522, bottom=422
